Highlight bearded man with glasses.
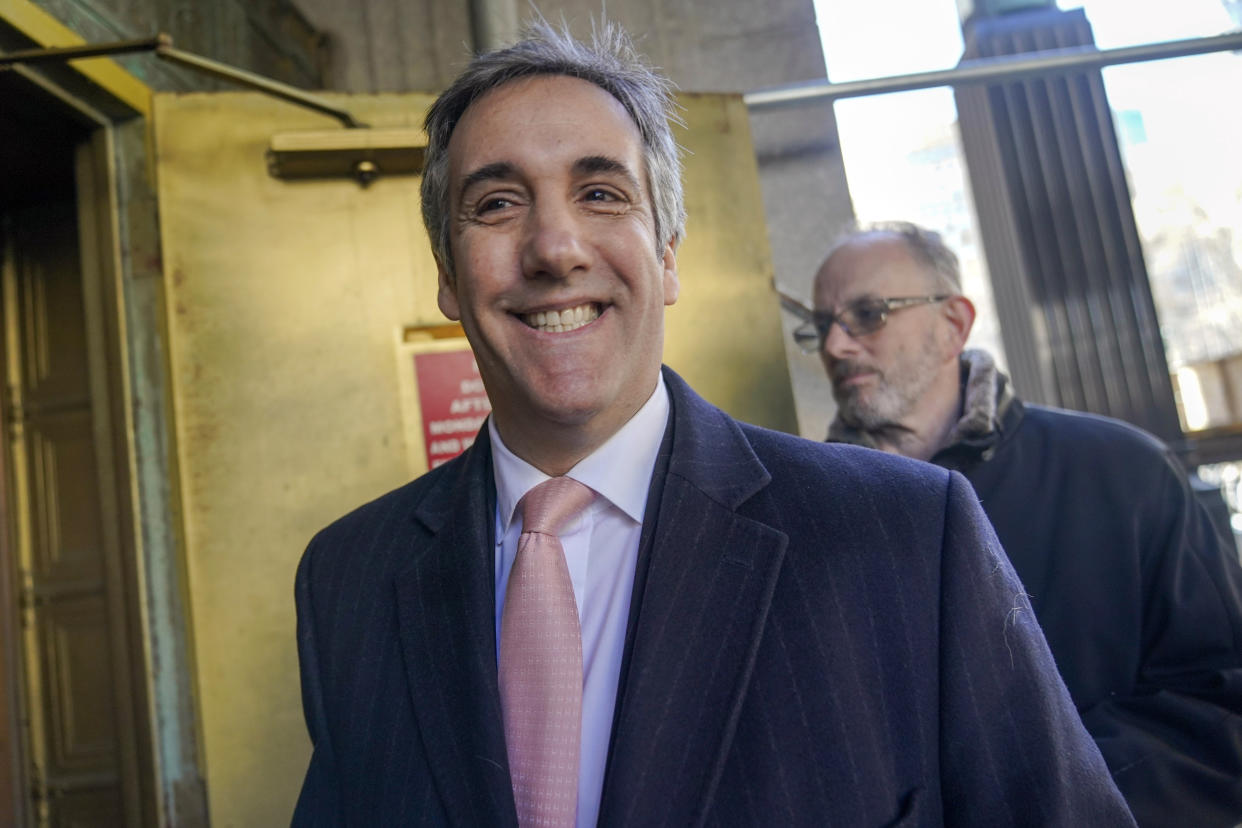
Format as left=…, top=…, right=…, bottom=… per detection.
left=794, top=291, right=958, bottom=458
left=807, top=221, right=1242, bottom=827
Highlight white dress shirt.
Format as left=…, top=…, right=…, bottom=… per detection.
left=491, top=374, right=670, bottom=828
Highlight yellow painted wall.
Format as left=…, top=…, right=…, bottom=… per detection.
left=153, top=89, right=793, bottom=826
left=670, top=92, right=798, bottom=427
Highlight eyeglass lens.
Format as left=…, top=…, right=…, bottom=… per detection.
left=793, top=300, right=889, bottom=350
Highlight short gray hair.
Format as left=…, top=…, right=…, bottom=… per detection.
left=832, top=220, right=962, bottom=294
left=420, top=20, right=686, bottom=279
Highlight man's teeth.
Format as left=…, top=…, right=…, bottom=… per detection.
left=522, top=303, right=600, bottom=332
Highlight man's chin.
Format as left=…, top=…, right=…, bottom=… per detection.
left=832, top=387, right=868, bottom=414
left=835, top=398, right=899, bottom=432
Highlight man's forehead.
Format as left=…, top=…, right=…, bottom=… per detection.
left=450, top=75, right=639, bottom=150
left=444, top=75, right=647, bottom=196
left=817, top=236, right=929, bottom=301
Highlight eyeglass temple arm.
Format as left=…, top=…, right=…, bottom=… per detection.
left=775, top=284, right=814, bottom=322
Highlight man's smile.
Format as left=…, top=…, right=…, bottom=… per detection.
left=518, top=301, right=603, bottom=333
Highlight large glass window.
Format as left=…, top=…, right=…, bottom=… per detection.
left=1058, top=0, right=1242, bottom=435
left=1069, top=0, right=1242, bottom=546
left=813, top=0, right=1007, bottom=370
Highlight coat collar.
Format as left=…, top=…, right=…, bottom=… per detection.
left=929, top=349, right=1025, bottom=472
left=660, top=367, right=773, bottom=507
left=395, top=367, right=788, bottom=826
left=395, top=431, right=518, bottom=826
left=598, top=368, right=788, bottom=826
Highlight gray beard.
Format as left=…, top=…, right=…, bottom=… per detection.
left=832, top=351, right=942, bottom=431
left=834, top=379, right=913, bottom=431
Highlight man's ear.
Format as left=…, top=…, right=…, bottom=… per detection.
left=662, top=240, right=679, bottom=306
left=942, top=295, right=976, bottom=353
left=437, top=261, right=462, bottom=321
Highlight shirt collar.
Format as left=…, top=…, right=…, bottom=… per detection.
left=490, top=373, right=671, bottom=534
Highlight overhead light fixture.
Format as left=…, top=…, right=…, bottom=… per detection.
left=266, top=128, right=426, bottom=186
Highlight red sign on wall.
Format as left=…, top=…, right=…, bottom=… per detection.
left=414, top=349, right=492, bottom=469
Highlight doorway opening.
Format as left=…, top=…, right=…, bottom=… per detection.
left=0, top=68, right=147, bottom=828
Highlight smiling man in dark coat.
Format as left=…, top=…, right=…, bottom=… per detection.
left=291, top=25, right=1135, bottom=827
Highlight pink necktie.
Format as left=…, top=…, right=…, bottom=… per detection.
left=500, top=476, right=596, bottom=828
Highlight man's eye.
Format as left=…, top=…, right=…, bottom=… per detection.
left=478, top=196, right=514, bottom=213
left=583, top=188, right=619, bottom=202
left=850, top=304, right=886, bottom=327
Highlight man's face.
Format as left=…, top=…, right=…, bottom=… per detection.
left=812, top=236, right=954, bottom=430
left=437, top=75, right=678, bottom=454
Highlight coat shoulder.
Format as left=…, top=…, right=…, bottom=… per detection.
left=1020, top=404, right=1171, bottom=466
left=732, top=422, right=978, bottom=555
left=300, top=449, right=472, bottom=575
left=313, top=469, right=435, bottom=545
left=739, top=421, right=952, bottom=500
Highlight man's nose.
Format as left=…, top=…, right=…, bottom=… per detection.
left=820, top=317, right=859, bottom=361
left=521, top=201, right=591, bottom=280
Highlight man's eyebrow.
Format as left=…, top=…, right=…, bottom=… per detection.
left=573, top=155, right=641, bottom=190
left=458, top=161, right=517, bottom=199
left=814, top=295, right=878, bottom=315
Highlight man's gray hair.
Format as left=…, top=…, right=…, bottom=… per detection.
left=420, top=20, right=686, bottom=279
left=835, top=221, right=963, bottom=294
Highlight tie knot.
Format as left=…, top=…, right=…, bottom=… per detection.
left=519, top=476, right=596, bottom=536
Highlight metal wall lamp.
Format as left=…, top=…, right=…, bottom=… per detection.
left=265, top=128, right=425, bottom=187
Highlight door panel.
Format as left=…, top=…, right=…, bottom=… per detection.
left=50, top=788, right=125, bottom=828
left=40, top=595, right=118, bottom=772
left=15, top=230, right=90, bottom=406
left=28, top=413, right=106, bottom=585
left=3, top=198, right=132, bottom=827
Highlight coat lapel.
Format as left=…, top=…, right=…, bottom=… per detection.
left=393, top=430, right=518, bottom=827
left=599, top=369, right=789, bottom=827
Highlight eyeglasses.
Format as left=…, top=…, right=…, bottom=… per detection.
left=792, top=295, right=952, bottom=354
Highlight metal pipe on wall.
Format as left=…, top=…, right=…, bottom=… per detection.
left=0, top=35, right=365, bottom=129
left=744, top=30, right=1242, bottom=108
